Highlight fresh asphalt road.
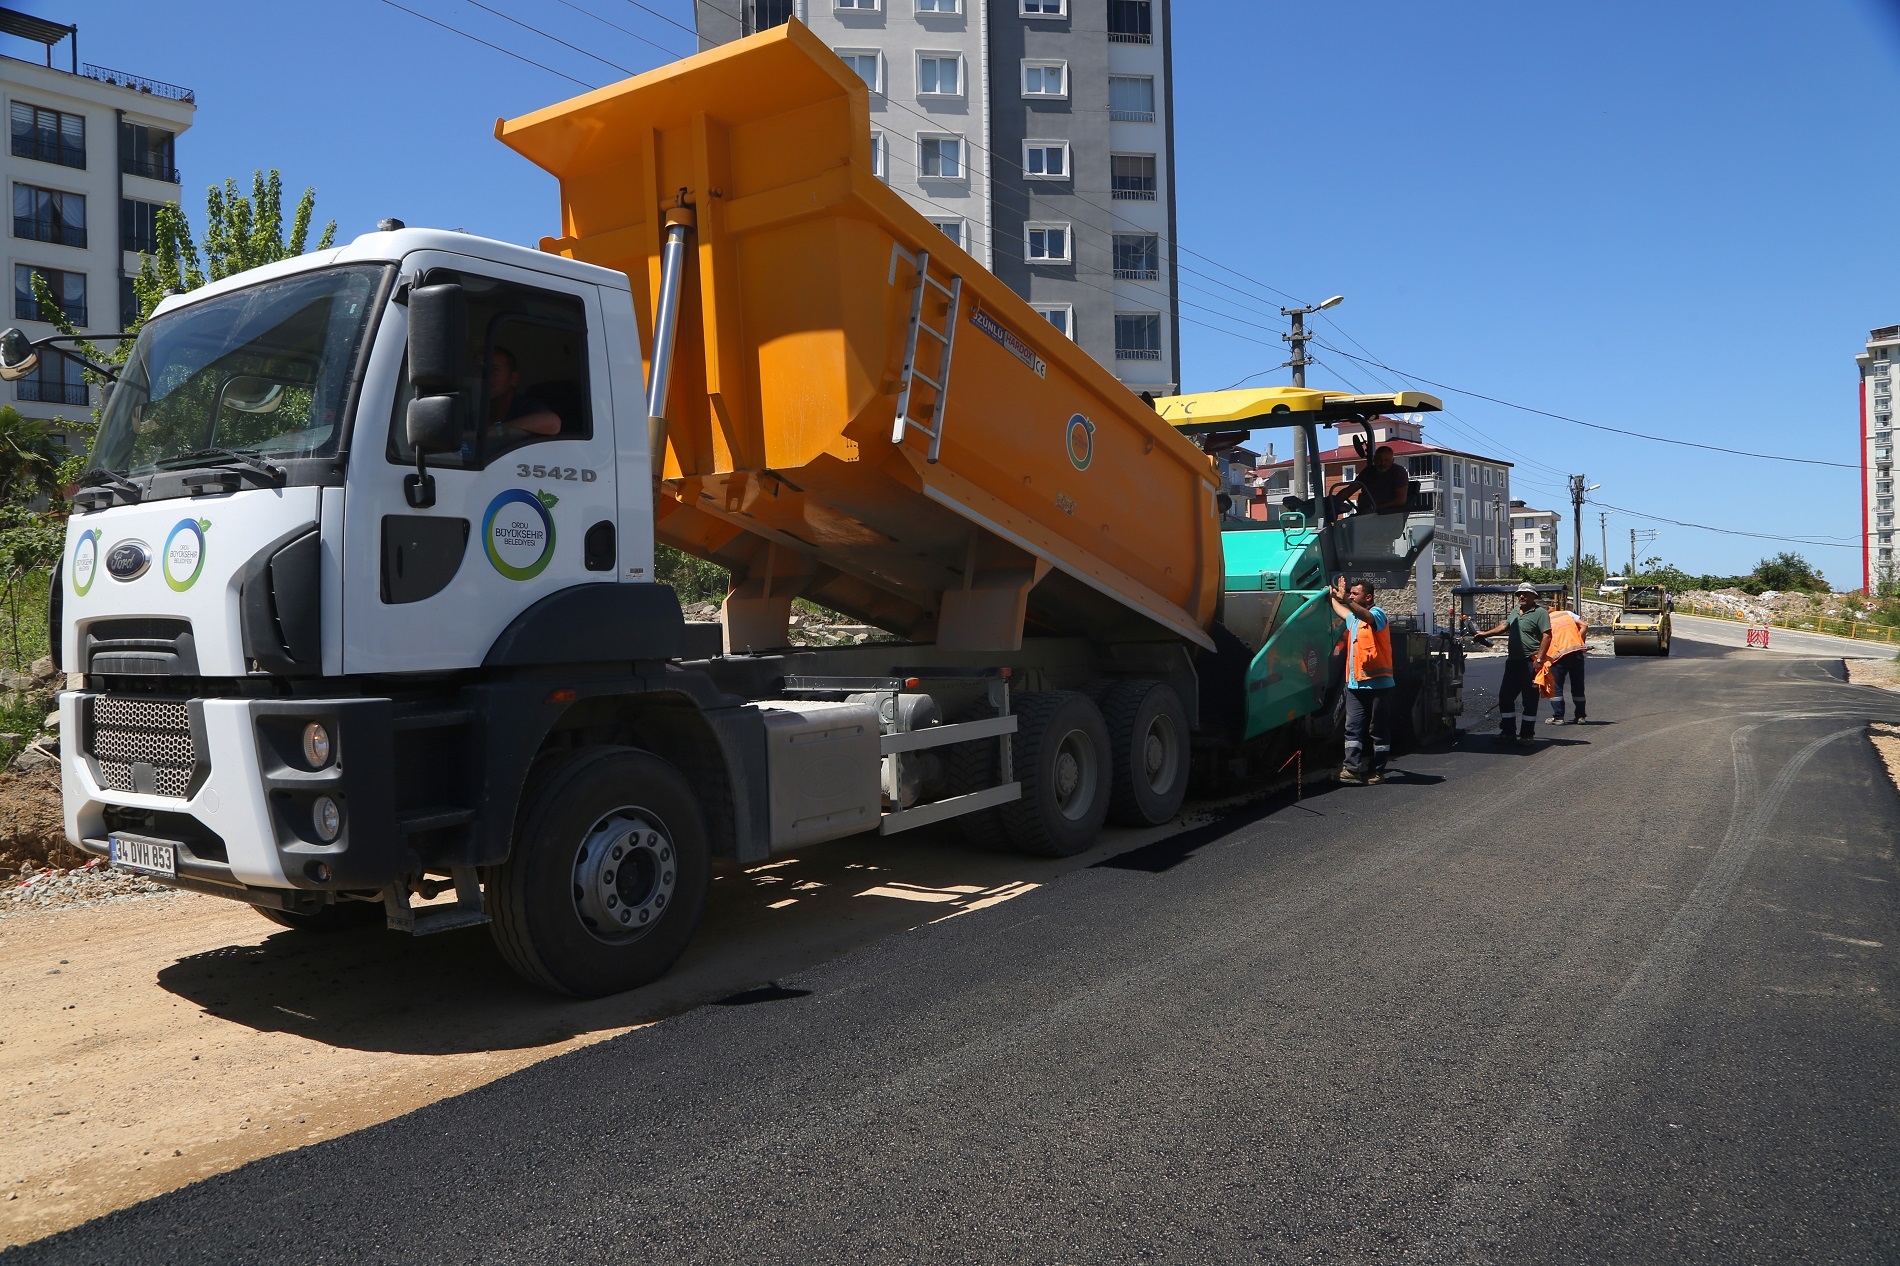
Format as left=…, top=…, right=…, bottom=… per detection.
left=15, top=637, right=1900, bottom=1265
left=1670, top=612, right=1897, bottom=659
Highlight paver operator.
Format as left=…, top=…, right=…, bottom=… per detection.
left=1546, top=598, right=1588, bottom=724
left=1329, top=575, right=1393, bottom=784
left=1473, top=582, right=1551, bottom=745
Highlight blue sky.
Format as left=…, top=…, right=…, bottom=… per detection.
left=23, top=0, right=1900, bottom=578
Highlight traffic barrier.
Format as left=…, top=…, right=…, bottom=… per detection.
left=1746, top=626, right=1770, bottom=648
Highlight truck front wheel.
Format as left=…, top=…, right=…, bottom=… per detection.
left=1002, top=691, right=1112, bottom=857
left=486, top=747, right=710, bottom=997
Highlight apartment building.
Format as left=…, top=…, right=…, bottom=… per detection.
left=693, top=0, right=1180, bottom=394
left=0, top=10, right=193, bottom=444
left=1857, top=325, right=1897, bottom=592
left=1239, top=416, right=1518, bottom=579
left=1509, top=499, right=1560, bottom=570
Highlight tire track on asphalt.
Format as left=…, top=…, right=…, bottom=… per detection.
left=1399, top=720, right=1862, bottom=1266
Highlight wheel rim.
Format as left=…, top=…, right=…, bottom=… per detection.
left=1139, top=711, right=1180, bottom=796
left=571, top=808, right=677, bottom=945
left=1050, top=727, right=1100, bottom=821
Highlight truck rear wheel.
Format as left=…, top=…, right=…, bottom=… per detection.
left=1002, top=691, right=1111, bottom=857
left=486, top=746, right=709, bottom=998
left=1100, top=680, right=1189, bottom=827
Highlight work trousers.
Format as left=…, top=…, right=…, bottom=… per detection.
left=1343, top=687, right=1391, bottom=774
left=1549, top=651, right=1586, bottom=721
left=1498, top=657, right=1539, bottom=739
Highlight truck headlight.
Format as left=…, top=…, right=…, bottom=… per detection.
left=302, top=722, right=332, bottom=768
left=312, top=795, right=342, bottom=842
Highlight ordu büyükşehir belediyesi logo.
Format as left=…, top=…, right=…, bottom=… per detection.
left=484, top=489, right=559, bottom=581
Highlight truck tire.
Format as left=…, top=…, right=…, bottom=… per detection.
left=256, top=900, right=384, bottom=933
left=486, top=746, right=710, bottom=998
left=1100, top=680, right=1189, bottom=827
left=1001, top=691, right=1111, bottom=857
left=944, top=703, right=1008, bottom=847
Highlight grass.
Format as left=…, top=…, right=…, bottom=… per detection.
left=1, top=568, right=50, bottom=676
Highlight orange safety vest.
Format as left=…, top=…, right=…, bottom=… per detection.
left=1349, top=614, right=1394, bottom=685
left=1549, top=609, right=1586, bottom=657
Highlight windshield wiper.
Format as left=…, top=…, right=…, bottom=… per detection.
left=77, top=468, right=143, bottom=501
left=157, top=447, right=285, bottom=483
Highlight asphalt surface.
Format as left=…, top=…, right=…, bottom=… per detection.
left=14, top=637, right=1900, bottom=1265
left=1670, top=612, right=1896, bottom=658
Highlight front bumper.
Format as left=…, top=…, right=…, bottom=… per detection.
left=63, top=691, right=408, bottom=892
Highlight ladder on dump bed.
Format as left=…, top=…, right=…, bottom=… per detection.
left=889, top=246, right=963, bottom=464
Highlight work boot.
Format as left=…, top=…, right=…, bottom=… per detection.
left=1366, top=770, right=1385, bottom=785
left=1517, top=727, right=1537, bottom=746
left=1574, top=710, right=1587, bottom=725
left=1337, top=767, right=1367, bottom=785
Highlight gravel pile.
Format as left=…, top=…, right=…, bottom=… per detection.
left=2, top=860, right=174, bottom=918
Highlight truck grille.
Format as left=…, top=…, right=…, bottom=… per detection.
left=86, top=697, right=199, bottom=798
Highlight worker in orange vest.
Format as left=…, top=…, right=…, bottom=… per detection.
left=1328, top=575, right=1394, bottom=784
left=1546, top=597, right=1589, bottom=724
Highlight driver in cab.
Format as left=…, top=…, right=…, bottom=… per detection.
left=485, top=347, right=561, bottom=444
left=1328, top=445, right=1409, bottom=517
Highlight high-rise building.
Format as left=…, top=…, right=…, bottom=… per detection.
left=1509, top=500, right=1561, bottom=571
left=694, top=0, right=1180, bottom=394
left=1856, top=325, right=1897, bottom=592
left=0, top=11, right=194, bottom=446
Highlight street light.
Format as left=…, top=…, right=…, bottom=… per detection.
left=1318, top=295, right=1344, bottom=311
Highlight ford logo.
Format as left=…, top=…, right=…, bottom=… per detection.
left=105, top=540, right=151, bottom=581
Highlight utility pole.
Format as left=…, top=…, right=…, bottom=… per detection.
left=1629, top=528, right=1659, bottom=577
left=1569, top=474, right=1587, bottom=613
left=1282, top=295, right=1342, bottom=504
left=1599, top=511, right=1610, bottom=578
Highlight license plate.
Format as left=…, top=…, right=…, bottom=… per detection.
left=110, top=836, right=176, bottom=878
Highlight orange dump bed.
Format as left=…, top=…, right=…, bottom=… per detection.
left=499, top=22, right=1219, bottom=653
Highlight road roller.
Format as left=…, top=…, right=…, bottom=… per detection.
left=1613, top=585, right=1673, bottom=656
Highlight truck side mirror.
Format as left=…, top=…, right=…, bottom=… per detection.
left=0, top=327, right=39, bottom=381
left=406, top=393, right=463, bottom=456
left=407, top=284, right=467, bottom=394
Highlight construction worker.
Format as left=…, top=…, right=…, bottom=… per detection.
left=1473, top=582, right=1551, bottom=745
left=1328, top=575, right=1393, bottom=784
left=1546, top=598, right=1588, bottom=725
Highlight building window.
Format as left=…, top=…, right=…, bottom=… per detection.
left=1109, top=75, right=1156, bottom=122
left=1453, top=496, right=1465, bottom=526
left=1021, top=0, right=1065, bottom=14
left=1034, top=304, right=1073, bottom=338
left=1023, top=140, right=1068, bottom=179
left=1879, top=481, right=1893, bottom=495
left=1114, top=312, right=1161, bottom=360
left=1879, top=348, right=1891, bottom=360
left=120, top=121, right=178, bottom=183
left=744, top=0, right=796, bottom=31
left=1879, top=396, right=1893, bottom=408
left=13, top=185, right=86, bottom=248
left=916, top=0, right=960, bottom=11
left=14, top=264, right=86, bottom=325
left=10, top=103, right=84, bottom=170
left=1107, top=0, right=1152, bottom=42
left=835, top=0, right=880, bottom=9
left=918, top=134, right=963, bottom=178
left=120, top=275, right=139, bottom=328
left=917, top=53, right=962, bottom=95
left=928, top=218, right=965, bottom=249
left=869, top=131, right=886, bottom=179
left=15, top=348, right=86, bottom=406
left=1112, top=233, right=1159, bottom=280
left=837, top=50, right=882, bottom=92
left=121, top=197, right=166, bottom=253
left=1025, top=222, right=1070, bottom=262
left=1111, top=153, right=1157, bottom=200
left=1451, top=460, right=1463, bottom=487
left=1022, top=60, right=1067, bottom=97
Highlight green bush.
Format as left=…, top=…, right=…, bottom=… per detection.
left=654, top=544, right=729, bottom=605
left=0, top=567, right=50, bottom=674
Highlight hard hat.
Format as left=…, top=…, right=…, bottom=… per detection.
left=1515, top=582, right=1539, bottom=596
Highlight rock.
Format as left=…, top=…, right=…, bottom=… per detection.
left=0, top=733, right=20, bottom=747
left=10, top=745, right=53, bottom=773
left=42, top=712, right=58, bottom=731
left=28, top=656, right=55, bottom=685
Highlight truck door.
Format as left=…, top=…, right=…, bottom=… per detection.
left=342, top=253, right=620, bottom=674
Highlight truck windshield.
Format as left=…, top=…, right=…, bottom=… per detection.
left=88, top=264, right=390, bottom=477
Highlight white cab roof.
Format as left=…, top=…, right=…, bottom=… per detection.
left=150, top=227, right=629, bottom=319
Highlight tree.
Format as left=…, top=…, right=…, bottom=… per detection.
left=0, top=408, right=63, bottom=506
left=1747, top=551, right=1827, bottom=594
left=132, top=170, right=336, bottom=315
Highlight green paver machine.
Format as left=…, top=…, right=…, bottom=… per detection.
left=1154, top=387, right=1466, bottom=781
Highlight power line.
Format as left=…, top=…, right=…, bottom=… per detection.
left=376, top=0, right=598, bottom=88
left=460, top=0, right=642, bottom=76
left=551, top=0, right=688, bottom=59
left=1586, top=498, right=1861, bottom=550
left=1314, top=341, right=1858, bottom=471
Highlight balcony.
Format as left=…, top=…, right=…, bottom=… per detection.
left=1108, top=31, right=1151, bottom=43
left=122, top=154, right=179, bottom=183
left=13, top=215, right=85, bottom=250
left=1114, top=268, right=1160, bottom=281
left=15, top=295, right=85, bottom=325
left=1111, top=183, right=1157, bottom=201
left=1109, top=108, right=1155, bottom=123
left=81, top=63, right=195, bottom=104
left=1116, top=347, right=1162, bottom=361
left=17, top=379, right=87, bottom=406
left=9, top=134, right=84, bottom=169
